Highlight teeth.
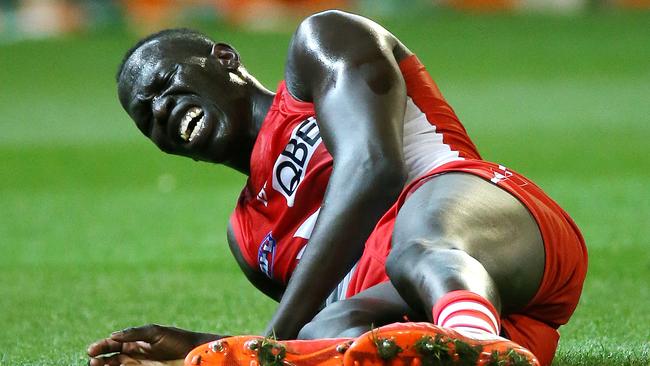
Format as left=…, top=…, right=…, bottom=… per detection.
left=189, top=115, right=205, bottom=142
left=179, top=107, right=204, bottom=142
left=180, top=116, right=191, bottom=141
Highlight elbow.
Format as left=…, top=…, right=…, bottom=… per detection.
left=334, top=149, right=408, bottom=205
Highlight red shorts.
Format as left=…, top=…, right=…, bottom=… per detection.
left=346, top=159, right=588, bottom=366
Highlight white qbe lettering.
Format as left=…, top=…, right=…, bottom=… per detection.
left=272, top=117, right=322, bottom=207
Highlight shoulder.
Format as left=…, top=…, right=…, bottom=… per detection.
left=285, top=10, right=410, bottom=101
left=292, top=10, right=389, bottom=47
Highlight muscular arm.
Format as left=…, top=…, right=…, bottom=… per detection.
left=264, top=11, right=409, bottom=339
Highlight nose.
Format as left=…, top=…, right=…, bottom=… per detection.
left=152, top=95, right=174, bottom=124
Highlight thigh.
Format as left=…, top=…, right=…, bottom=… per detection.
left=392, top=172, right=545, bottom=314
left=297, top=282, right=425, bottom=340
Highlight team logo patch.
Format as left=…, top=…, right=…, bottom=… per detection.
left=272, top=117, right=322, bottom=207
left=490, top=165, right=528, bottom=186
left=257, top=232, right=276, bottom=278
left=490, top=165, right=513, bottom=184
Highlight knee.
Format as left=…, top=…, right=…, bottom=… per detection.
left=386, top=239, right=458, bottom=285
left=296, top=306, right=342, bottom=339
left=297, top=309, right=337, bottom=339
left=385, top=238, right=493, bottom=299
left=297, top=320, right=321, bottom=340
left=385, top=238, right=501, bottom=312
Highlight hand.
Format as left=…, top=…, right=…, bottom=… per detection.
left=87, top=324, right=220, bottom=366
left=89, top=358, right=183, bottom=366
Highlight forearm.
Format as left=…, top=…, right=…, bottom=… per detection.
left=264, top=161, right=405, bottom=339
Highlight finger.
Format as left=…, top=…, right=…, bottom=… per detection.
left=87, top=338, right=124, bottom=357
left=121, top=340, right=154, bottom=355
left=88, top=357, right=104, bottom=366
left=111, top=324, right=163, bottom=344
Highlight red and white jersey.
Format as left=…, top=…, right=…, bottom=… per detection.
left=229, top=55, right=480, bottom=287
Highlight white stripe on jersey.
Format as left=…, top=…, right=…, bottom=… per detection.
left=293, top=207, right=356, bottom=306
left=403, top=97, right=464, bottom=184
left=294, top=208, right=321, bottom=242
left=325, top=263, right=358, bottom=306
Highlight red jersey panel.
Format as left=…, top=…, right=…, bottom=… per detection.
left=229, top=55, right=479, bottom=285
left=229, top=85, right=330, bottom=284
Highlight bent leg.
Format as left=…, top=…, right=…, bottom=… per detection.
left=297, top=282, right=425, bottom=340
left=387, top=240, right=502, bottom=318
left=387, top=172, right=545, bottom=323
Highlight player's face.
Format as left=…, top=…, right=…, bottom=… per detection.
left=118, top=39, right=246, bottom=163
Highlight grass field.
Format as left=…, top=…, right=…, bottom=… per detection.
left=1, top=10, right=649, bottom=366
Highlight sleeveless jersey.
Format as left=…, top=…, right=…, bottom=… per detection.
left=228, top=55, right=587, bottom=364
left=229, top=55, right=480, bottom=285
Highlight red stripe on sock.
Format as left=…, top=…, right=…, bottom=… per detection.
left=440, top=309, right=498, bottom=334
left=432, top=290, right=501, bottom=335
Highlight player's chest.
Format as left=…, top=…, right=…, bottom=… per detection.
left=240, top=115, right=334, bottom=281
left=249, top=115, right=333, bottom=210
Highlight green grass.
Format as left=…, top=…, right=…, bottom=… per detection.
left=1, top=10, right=649, bottom=366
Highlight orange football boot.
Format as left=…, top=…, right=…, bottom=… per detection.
left=343, top=322, right=540, bottom=366
left=184, top=335, right=352, bottom=366
left=184, top=322, right=539, bottom=366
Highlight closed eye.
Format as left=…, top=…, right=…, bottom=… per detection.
left=138, top=64, right=180, bottom=102
left=155, top=65, right=180, bottom=92
left=133, top=65, right=180, bottom=135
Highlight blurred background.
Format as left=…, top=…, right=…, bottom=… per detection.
left=1, top=0, right=649, bottom=42
left=1, top=1, right=649, bottom=365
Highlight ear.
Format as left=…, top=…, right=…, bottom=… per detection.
left=211, top=43, right=240, bottom=70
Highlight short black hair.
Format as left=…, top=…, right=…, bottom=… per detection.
left=116, top=28, right=212, bottom=83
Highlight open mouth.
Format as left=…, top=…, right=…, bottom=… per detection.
left=179, top=106, right=206, bottom=142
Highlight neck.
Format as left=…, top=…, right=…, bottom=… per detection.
left=224, top=75, right=274, bottom=175
left=250, top=79, right=275, bottom=140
